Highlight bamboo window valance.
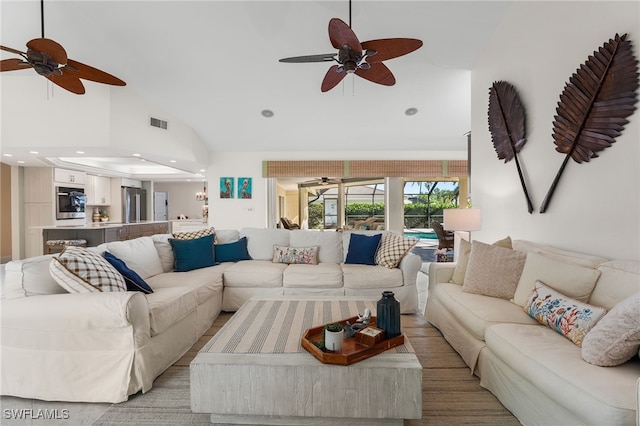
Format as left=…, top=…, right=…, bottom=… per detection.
left=263, top=160, right=467, bottom=178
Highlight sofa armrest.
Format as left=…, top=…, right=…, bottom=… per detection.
left=398, top=252, right=422, bottom=287
left=428, top=262, right=457, bottom=292
left=1, top=292, right=151, bottom=350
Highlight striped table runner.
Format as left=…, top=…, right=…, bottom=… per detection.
left=202, top=299, right=414, bottom=355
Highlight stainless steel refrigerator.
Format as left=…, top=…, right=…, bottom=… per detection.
left=121, top=187, right=147, bottom=223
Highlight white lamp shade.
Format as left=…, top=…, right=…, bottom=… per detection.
left=443, top=208, right=482, bottom=231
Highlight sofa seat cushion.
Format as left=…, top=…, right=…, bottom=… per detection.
left=342, top=264, right=403, bottom=289
left=145, top=266, right=225, bottom=305
left=433, top=283, right=536, bottom=341
left=144, top=286, right=199, bottom=336
left=485, top=323, right=640, bottom=414
left=283, top=263, right=343, bottom=288
left=223, top=260, right=287, bottom=288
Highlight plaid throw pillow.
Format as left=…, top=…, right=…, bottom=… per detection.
left=172, top=227, right=217, bottom=243
left=49, top=246, right=126, bottom=293
left=375, top=233, right=418, bottom=269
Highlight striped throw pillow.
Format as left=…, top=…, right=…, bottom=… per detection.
left=172, top=226, right=217, bottom=243
left=374, top=233, right=418, bottom=269
left=49, top=246, right=126, bottom=293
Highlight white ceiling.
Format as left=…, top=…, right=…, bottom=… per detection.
left=0, top=0, right=511, bottom=178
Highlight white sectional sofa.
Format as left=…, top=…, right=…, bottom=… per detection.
left=426, top=238, right=640, bottom=426
left=1, top=227, right=421, bottom=403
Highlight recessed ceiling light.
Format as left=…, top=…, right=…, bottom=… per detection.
left=261, top=109, right=274, bottom=118
left=29, top=151, right=39, bottom=154
left=132, top=153, right=141, bottom=157
left=17, top=160, right=25, bottom=164
left=405, top=107, right=418, bottom=116
left=75, top=151, right=85, bottom=154
left=169, top=160, right=176, bottom=163
left=3, top=154, right=12, bottom=157
left=199, top=169, right=205, bottom=172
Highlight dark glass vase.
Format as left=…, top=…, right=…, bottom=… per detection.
left=376, top=291, right=401, bottom=338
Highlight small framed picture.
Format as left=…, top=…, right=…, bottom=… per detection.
left=220, top=177, right=234, bottom=199
left=238, top=177, right=252, bottom=199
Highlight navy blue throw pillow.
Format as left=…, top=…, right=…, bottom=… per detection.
left=345, top=233, right=382, bottom=265
left=214, top=237, right=251, bottom=263
left=169, top=234, right=215, bottom=272
left=103, top=251, right=154, bottom=294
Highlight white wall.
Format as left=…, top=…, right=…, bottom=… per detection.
left=154, top=181, right=207, bottom=220
left=207, top=150, right=466, bottom=230
left=471, top=1, right=639, bottom=260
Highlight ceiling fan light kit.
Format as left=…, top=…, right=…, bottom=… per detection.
left=0, top=0, right=126, bottom=95
left=279, top=1, right=422, bottom=93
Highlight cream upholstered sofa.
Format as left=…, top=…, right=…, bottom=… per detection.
left=425, top=238, right=640, bottom=426
left=1, top=227, right=420, bottom=403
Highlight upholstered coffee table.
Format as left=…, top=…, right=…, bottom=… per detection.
left=190, top=296, right=422, bottom=425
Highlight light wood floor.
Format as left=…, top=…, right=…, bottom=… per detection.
left=177, top=312, right=520, bottom=425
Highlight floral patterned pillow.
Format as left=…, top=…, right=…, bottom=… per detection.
left=272, top=245, right=318, bottom=265
left=525, top=281, right=606, bottom=346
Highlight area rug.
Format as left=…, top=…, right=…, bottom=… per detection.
left=92, top=366, right=210, bottom=425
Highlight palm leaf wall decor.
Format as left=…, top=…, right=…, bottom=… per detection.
left=488, top=81, right=534, bottom=213
left=540, top=33, right=639, bottom=213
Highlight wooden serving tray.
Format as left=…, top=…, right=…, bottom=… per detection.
left=301, top=316, right=405, bottom=366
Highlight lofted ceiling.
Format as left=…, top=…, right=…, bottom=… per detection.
left=0, top=0, right=510, bottom=178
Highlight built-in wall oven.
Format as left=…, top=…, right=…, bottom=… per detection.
left=55, top=186, right=86, bottom=220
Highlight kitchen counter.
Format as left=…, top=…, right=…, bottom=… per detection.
left=41, top=221, right=169, bottom=254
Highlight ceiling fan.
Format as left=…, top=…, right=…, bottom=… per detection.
left=0, top=0, right=125, bottom=95
left=279, top=1, right=422, bottom=92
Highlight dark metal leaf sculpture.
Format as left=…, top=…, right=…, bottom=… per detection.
left=540, top=34, right=639, bottom=213
left=488, top=81, right=534, bottom=213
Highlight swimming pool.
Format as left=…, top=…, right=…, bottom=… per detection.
left=404, top=231, right=438, bottom=240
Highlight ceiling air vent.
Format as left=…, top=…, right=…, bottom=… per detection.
left=149, top=117, right=168, bottom=130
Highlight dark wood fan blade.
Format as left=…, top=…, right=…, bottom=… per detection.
left=65, top=59, right=126, bottom=86
left=361, top=38, right=423, bottom=63
left=0, top=45, right=27, bottom=56
left=47, top=72, right=85, bottom=94
left=26, top=38, right=67, bottom=64
left=321, top=65, right=347, bottom=92
left=355, top=62, right=395, bottom=86
left=328, top=18, right=361, bottom=53
left=0, top=58, right=32, bottom=72
left=279, top=53, right=336, bottom=63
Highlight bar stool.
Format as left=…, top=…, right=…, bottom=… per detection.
left=45, top=239, right=88, bottom=254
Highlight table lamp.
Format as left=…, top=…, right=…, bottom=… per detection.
left=443, top=208, right=482, bottom=261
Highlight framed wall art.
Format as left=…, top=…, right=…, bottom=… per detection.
left=238, top=177, right=252, bottom=199
left=220, top=177, right=234, bottom=199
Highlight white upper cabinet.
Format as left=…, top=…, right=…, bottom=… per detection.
left=86, top=175, right=112, bottom=206
left=54, top=168, right=86, bottom=185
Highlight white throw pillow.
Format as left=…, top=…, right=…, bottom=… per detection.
left=104, top=237, right=164, bottom=279
left=512, top=251, right=601, bottom=307
left=49, top=246, right=126, bottom=293
left=152, top=234, right=175, bottom=273
left=582, top=292, right=640, bottom=366
left=450, top=236, right=512, bottom=285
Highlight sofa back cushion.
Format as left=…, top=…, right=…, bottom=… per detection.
left=101, top=237, right=164, bottom=279
left=214, top=229, right=240, bottom=244
left=512, top=251, right=601, bottom=307
left=590, top=260, right=640, bottom=309
left=2, top=255, right=66, bottom=299
left=512, top=239, right=608, bottom=269
left=290, top=230, right=343, bottom=263
left=240, top=228, right=290, bottom=260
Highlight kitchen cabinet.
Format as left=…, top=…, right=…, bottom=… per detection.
left=86, top=175, right=111, bottom=205
left=54, top=168, right=86, bottom=185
